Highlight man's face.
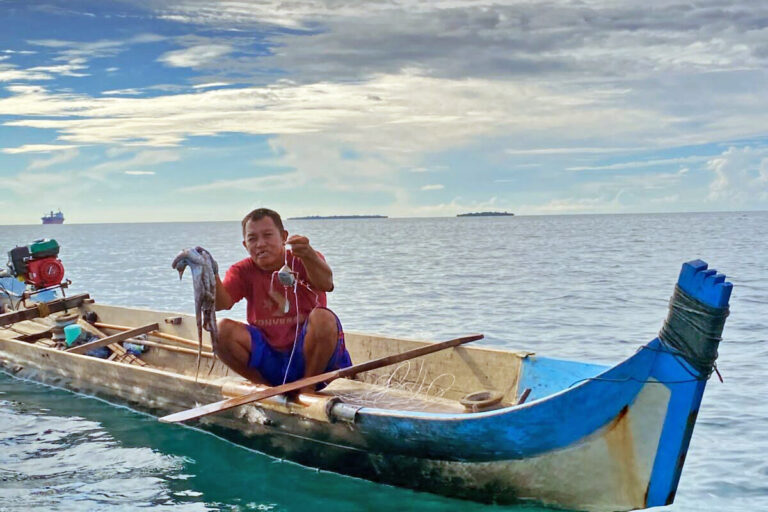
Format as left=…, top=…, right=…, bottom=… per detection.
left=243, top=217, right=287, bottom=271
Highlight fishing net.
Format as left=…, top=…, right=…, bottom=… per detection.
left=328, top=360, right=460, bottom=412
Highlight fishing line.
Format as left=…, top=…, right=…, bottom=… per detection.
left=566, top=344, right=721, bottom=389
left=0, top=281, right=21, bottom=313
left=282, top=278, right=300, bottom=385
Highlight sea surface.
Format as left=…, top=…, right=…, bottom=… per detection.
left=0, top=212, right=766, bottom=511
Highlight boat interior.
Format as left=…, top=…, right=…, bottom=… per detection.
left=1, top=298, right=611, bottom=415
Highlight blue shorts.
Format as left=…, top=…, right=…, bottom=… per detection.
left=246, top=308, right=352, bottom=387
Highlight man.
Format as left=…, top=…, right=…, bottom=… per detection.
left=215, top=208, right=351, bottom=392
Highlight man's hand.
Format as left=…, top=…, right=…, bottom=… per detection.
left=286, top=235, right=313, bottom=259
left=286, top=234, right=334, bottom=292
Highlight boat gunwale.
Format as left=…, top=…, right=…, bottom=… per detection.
left=356, top=342, right=651, bottom=422
left=0, top=301, right=638, bottom=422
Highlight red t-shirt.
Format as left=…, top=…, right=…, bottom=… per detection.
left=222, top=251, right=327, bottom=350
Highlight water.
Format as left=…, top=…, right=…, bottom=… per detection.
left=1, top=212, right=767, bottom=511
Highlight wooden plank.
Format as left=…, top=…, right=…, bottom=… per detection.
left=13, top=328, right=54, bottom=343
left=160, top=333, right=483, bottom=424
left=66, top=323, right=158, bottom=355
left=93, top=322, right=203, bottom=350
left=0, top=294, right=90, bottom=326
left=137, top=339, right=215, bottom=358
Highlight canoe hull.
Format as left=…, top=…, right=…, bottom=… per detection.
left=0, top=337, right=662, bottom=510
left=0, top=259, right=732, bottom=511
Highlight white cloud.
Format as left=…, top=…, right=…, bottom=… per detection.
left=0, top=72, right=669, bottom=151
left=405, top=196, right=504, bottom=217
left=28, top=148, right=79, bottom=170
left=0, top=63, right=52, bottom=82
left=567, top=155, right=710, bottom=171
left=707, top=146, right=768, bottom=203
left=125, top=170, right=156, bottom=175
left=521, top=195, right=623, bottom=215
left=192, top=82, right=231, bottom=89
left=102, top=88, right=143, bottom=96
left=410, top=166, right=447, bottom=173
left=506, top=147, right=642, bottom=156
left=2, top=144, right=80, bottom=154
left=178, top=171, right=305, bottom=193
left=28, top=59, right=89, bottom=77
left=650, top=194, right=680, bottom=204
left=158, top=44, right=233, bottom=68
left=81, top=150, right=181, bottom=180
left=421, top=184, right=444, bottom=191
left=2, top=170, right=76, bottom=197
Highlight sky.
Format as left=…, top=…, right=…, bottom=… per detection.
left=1, top=0, right=767, bottom=224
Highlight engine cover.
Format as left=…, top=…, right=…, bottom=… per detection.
left=26, top=257, right=65, bottom=288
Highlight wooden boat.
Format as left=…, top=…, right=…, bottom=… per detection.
left=0, top=260, right=732, bottom=511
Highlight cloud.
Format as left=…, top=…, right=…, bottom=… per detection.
left=102, top=88, right=143, bottom=96
left=158, top=44, right=233, bottom=68
left=0, top=72, right=669, bottom=150
left=410, top=166, right=447, bottom=173
left=28, top=58, right=89, bottom=77
left=521, top=195, right=623, bottom=215
left=406, top=195, right=505, bottom=217
left=178, top=171, right=305, bottom=193
left=421, top=184, right=444, bottom=191
left=707, top=146, right=768, bottom=203
left=28, top=34, right=165, bottom=61
left=2, top=169, right=76, bottom=197
left=2, top=144, right=80, bottom=154
left=506, top=147, right=642, bottom=156
left=0, top=63, right=52, bottom=81
left=650, top=194, right=680, bottom=204
left=28, top=148, right=79, bottom=170
left=580, top=168, right=690, bottom=195
left=81, top=149, right=181, bottom=180
left=125, top=170, right=156, bottom=175
left=192, top=82, right=231, bottom=89
left=567, top=155, right=710, bottom=171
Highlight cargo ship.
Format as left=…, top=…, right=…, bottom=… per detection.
left=41, top=210, right=64, bottom=225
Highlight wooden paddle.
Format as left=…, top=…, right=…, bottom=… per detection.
left=159, top=333, right=483, bottom=424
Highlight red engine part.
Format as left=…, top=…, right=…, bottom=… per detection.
left=25, top=257, right=65, bottom=288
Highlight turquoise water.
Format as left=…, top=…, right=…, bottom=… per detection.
left=1, top=212, right=767, bottom=511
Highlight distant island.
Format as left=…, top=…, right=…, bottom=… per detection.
left=288, top=215, right=388, bottom=220
left=457, top=211, right=514, bottom=217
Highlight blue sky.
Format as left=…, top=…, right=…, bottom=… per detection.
left=1, top=0, right=767, bottom=224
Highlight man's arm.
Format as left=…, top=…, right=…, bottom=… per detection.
left=215, top=275, right=236, bottom=310
left=287, top=235, right=334, bottom=292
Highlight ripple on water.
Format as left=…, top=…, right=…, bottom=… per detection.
left=1, top=212, right=767, bottom=511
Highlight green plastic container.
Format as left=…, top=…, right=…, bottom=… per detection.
left=64, top=324, right=82, bottom=346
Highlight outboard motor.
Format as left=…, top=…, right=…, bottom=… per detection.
left=3, top=239, right=65, bottom=289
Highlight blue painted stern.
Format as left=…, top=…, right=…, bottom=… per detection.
left=339, top=260, right=732, bottom=510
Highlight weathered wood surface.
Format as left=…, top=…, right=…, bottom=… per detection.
left=160, top=334, right=484, bottom=423
left=87, top=304, right=213, bottom=349
left=86, top=304, right=531, bottom=403
left=346, top=332, right=533, bottom=403
left=66, top=323, right=159, bottom=354
left=0, top=293, right=90, bottom=326
left=0, top=334, right=341, bottom=424
left=94, top=321, right=204, bottom=350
